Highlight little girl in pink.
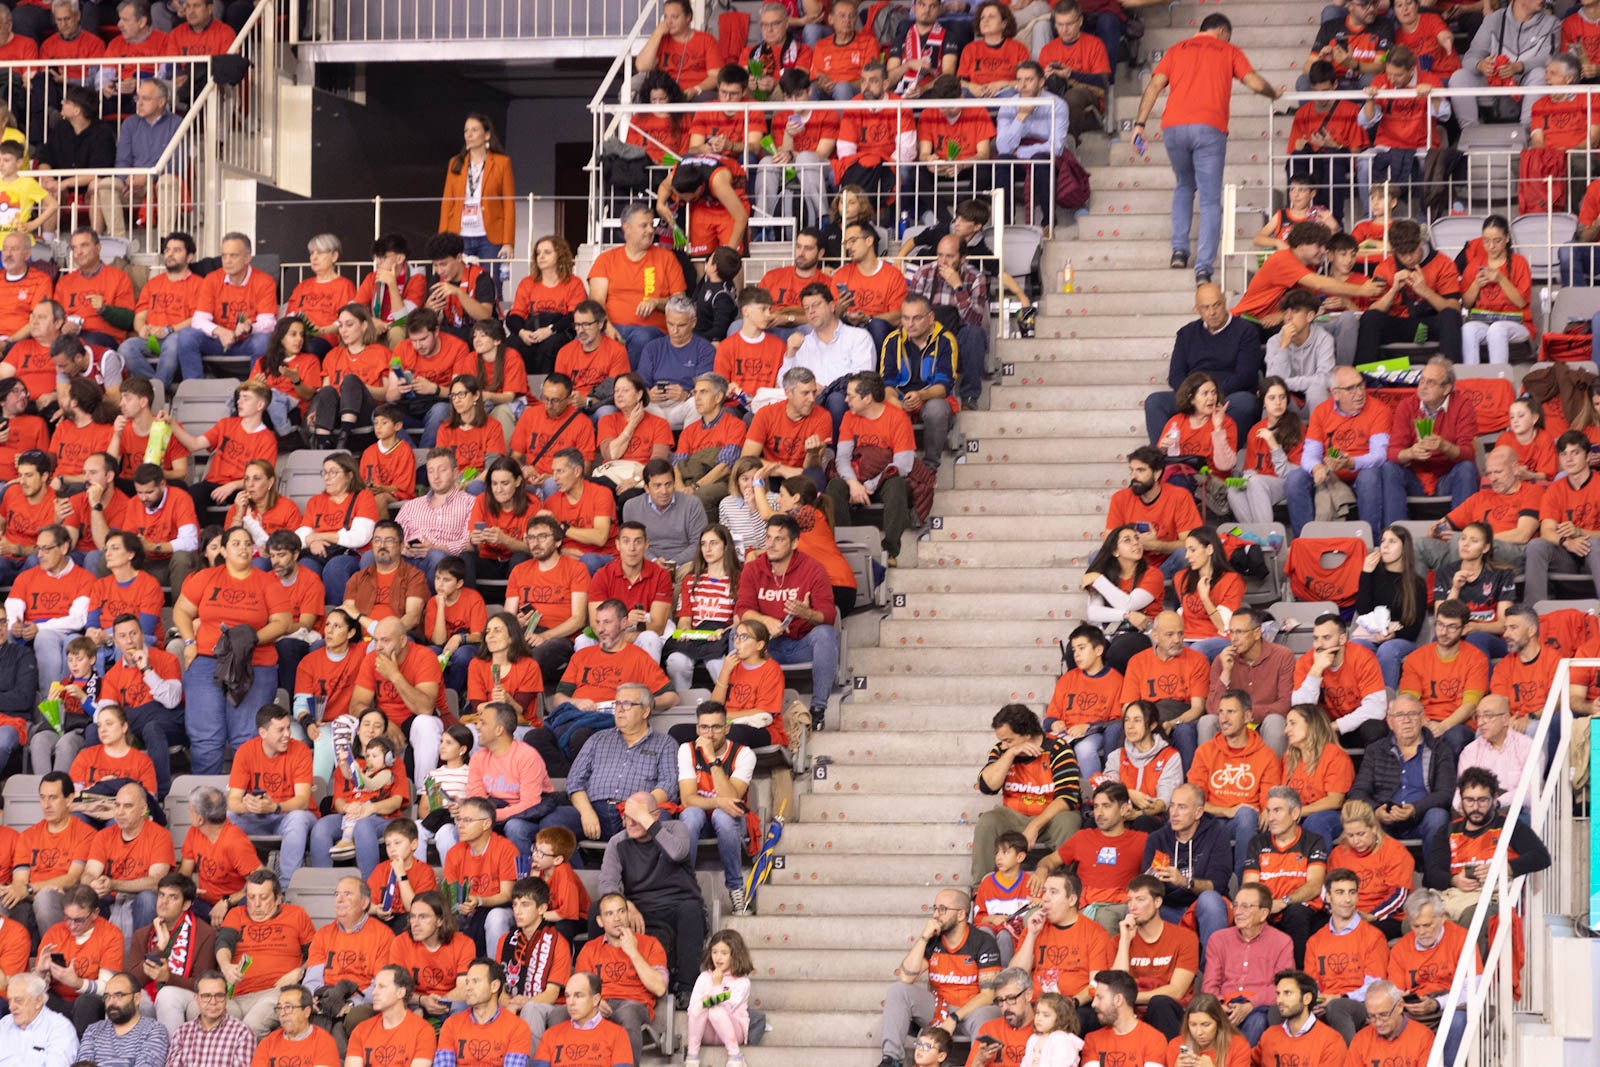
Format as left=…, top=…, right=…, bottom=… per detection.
left=685, top=929, right=755, bottom=1067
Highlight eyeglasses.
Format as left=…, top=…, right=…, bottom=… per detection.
left=914, top=1040, right=943, bottom=1052
left=732, top=633, right=757, bottom=643
left=63, top=912, right=92, bottom=925
left=1332, top=382, right=1366, bottom=394
left=275, top=1003, right=310, bottom=1013
left=614, top=700, right=644, bottom=710
left=532, top=847, right=558, bottom=859
left=573, top=319, right=599, bottom=329
left=196, top=992, right=229, bottom=1001
left=930, top=905, right=962, bottom=915
left=993, top=990, right=1029, bottom=1006
left=696, top=723, right=728, bottom=733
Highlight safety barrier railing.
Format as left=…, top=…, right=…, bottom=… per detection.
left=288, top=0, right=650, bottom=47
left=220, top=0, right=278, bottom=182
left=586, top=96, right=1062, bottom=251
left=1425, top=658, right=1582, bottom=1067
left=0, top=53, right=213, bottom=150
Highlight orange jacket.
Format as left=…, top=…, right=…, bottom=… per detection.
left=440, top=150, right=516, bottom=248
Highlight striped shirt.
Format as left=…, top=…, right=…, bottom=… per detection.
left=395, top=489, right=474, bottom=555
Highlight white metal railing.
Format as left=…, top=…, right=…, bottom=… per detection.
left=0, top=54, right=213, bottom=149
left=1426, top=658, right=1583, bottom=1067
left=219, top=0, right=277, bottom=182
left=289, top=0, right=650, bottom=46
left=586, top=96, right=1062, bottom=250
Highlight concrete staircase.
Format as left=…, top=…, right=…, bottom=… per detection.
left=699, top=3, right=1325, bottom=1063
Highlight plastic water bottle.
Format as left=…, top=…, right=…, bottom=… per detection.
left=898, top=211, right=912, bottom=239
left=1060, top=260, right=1075, bottom=293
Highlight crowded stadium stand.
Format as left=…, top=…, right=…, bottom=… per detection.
left=0, top=0, right=1590, bottom=1064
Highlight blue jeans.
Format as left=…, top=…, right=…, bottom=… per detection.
left=1161, top=891, right=1228, bottom=967
left=1191, top=637, right=1230, bottom=661
left=1284, top=465, right=1385, bottom=538
left=1070, top=727, right=1110, bottom=780
left=421, top=401, right=452, bottom=449
left=1238, top=1005, right=1272, bottom=1045
left=1463, top=632, right=1506, bottom=661
left=1090, top=9, right=1121, bottom=70
left=1302, top=809, right=1343, bottom=850
left=431, top=642, right=477, bottom=695
left=615, top=325, right=664, bottom=368
left=1389, top=805, right=1449, bottom=847
left=762, top=625, right=838, bottom=708
left=1380, top=460, right=1481, bottom=520
left=183, top=654, right=279, bottom=774
left=0, top=724, right=19, bottom=772
left=309, top=811, right=389, bottom=873
left=461, top=234, right=506, bottom=298
left=173, top=328, right=269, bottom=381
left=304, top=553, right=363, bottom=608
left=680, top=804, right=745, bottom=890
left=1164, top=123, right=1229, bottom=276
left=117, top=333, right=185, bottom=386
left=1169, top=719, right=1198, bottom=771
left=1226, top=806, right=1261, bottom=876
left=229, top=809, right=317, bottom=884
left=1351, top=637, right=1415, bottom=691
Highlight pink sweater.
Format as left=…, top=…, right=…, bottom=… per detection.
left=465, top=740, right=552, bottom=818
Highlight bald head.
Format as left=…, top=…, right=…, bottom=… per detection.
left=1152, top=610, right=1185, bottom=655
left=1196, top=283, right=1226, bottom=330
left=1485, top=445, right=1520, bottom=492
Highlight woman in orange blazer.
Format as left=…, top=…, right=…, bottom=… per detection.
left=441, top=112, right=517, bottom=268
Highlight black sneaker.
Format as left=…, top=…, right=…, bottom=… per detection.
left=1016, top=305, right=1037, bottom=337
left=1195, top=270, right=1213, bottom=285
left=810, top=703, right=827, bottom=731
left=1169, top=249, right=1189, bottom=270
left=878, top=1058, right=904, bottom=1067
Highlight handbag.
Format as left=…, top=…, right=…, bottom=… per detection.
left=302, top=493, right=360, bottom=560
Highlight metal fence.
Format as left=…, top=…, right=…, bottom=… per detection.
left=288, top=0, right=650, bottom=49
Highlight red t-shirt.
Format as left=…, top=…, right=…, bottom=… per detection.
left=355, top=641, right=446, bottom=725
left=1152, top=33, right=1255, bottom=133
left=179, top=565, right=291, bottom=666
left=916, top=107, right=997, bottom=161
left=1053, top=827, right=1149, bottom=906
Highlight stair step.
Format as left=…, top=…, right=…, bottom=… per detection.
left=809, top=730, right=995, bottom=766
left=1080, top=162, right=1275, bottom=192
left=891, top=589, right=1087, bottom=621
left=983, top=386, right=1158, bottom=413
left=750, top=979, right=894, bottom=1013
left=833, top=704, right=1021, bottom=733
left=850, top=645, right=1065, bottom=678
left=812, top=762, right=986, bottom=794
left=755, top=885, right=951, bottom=918
left=929, top=487, right=1125, bottom=514
left=779, top=819, right=982, bottom=853
left=956, top=436, right=1142, bottom=466
left=995, top=335, right=1173, bottom=359
left=1041, top=290, right=1197, bottom=316
left=887, top=564, right=1090, bottom=593
left=745, top=947, right=906, bottom=983
left=878, top=618, right=1084, bottom=647
left=719, top=1008, right=883, bottom=1048
left=685, top=1047, right=881, bottom=1067
left=1075, top=213, right=1262, bottom=242
left=746, top=851, right=976, bottom=886
left=997, top=358, right=1176, bottom=387
left=919, top=516, right=1103, bottom=547
left=799, top=791, right=993, bottom=824
left=1034, top=266, right=1200, bottom=294
left=851, top=674, right=1063, bottom=705
left=728, top=914, right=943, bottom=951
left=951, top=462, right=1128, bottom=490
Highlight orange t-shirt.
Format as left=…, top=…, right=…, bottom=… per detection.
left=8, top=560, right=93, bottom=623
left=19, top=816, right=94, bottom=882
left=758, top=266, right=832, bottom=310
left=48, top=418, right=115, bottom=478
left=466, top=656, right=545, bottom=723
left=437, top=1004, right=533, bottom=1067
left=509, top=403, right=598, bottom=475
left=1306, top=397, right=1392, bottom=467
left=554, top=336, right=630, bottom=398
left=347, top=1011, right=437, bottom=1067
left=715, top=331, right=789, bottom=400
left=1026, top=917, right=1114, bottom=1000
left=1081, top=1018, right=1170, bottom=1067
left=809, top=31, right=880, bottom=84
left=574, top=934, right=669, bottom=1016
left=506, top=556, right=590, bottom=631
left=387, top=929, right=473, bottom=995
left=95, top=825, right=176, bottom=895
left=183, top=822, right=262, bottom=904
left=219, top=903, right=317, bottom=995
left=361, top=439, right=418, bottom=501
left=39, top=917, right=123, bottom=1000
left=116, top=416, right=191, bottom=479
left=840, top=402, right=915, bottom=455
left=1174, top=569, right=1245, bottom=642
left=1125, top=921, right=1199, bottom=996
left=1232, top=248, right=1314, bottom=320
left=71, top=745, right=157, bottom=795
left=830, top=261, right=907, bottom=320
left=180, top=565, right=291, bottom=666
left=355, top=641, right=446, bottom=724
left=544, top=862, right=591, bottom=922
left=510, top=274, right=589, bottom=320
left=1055, top=828, right=1149, bottom=906
left=366, top=859, right=440, bottom=917
left=444, top=834, right=520, bottom=899
left=199, top=417, right=278, bottom=484
left=1304, top=919, right=1389, bottom=996
left=1490, top=647, right=1561, bottom=719
left=1371, top=251, right=1463, bottom=318
left=1105, top=486, right=1202, bottom=564
left=652, top=28, right=718, bottom=93
left=135, top=270, right=205, bottom=329
left=558, top=643, right=671, bottom=703
left=1120, top=647, right=1210, bottom=708
left=1046, top=667, right=1125, bottom=728
left=1388, top=920, right=1477, bottom=997
left=1166, top=1034, right=1251, bottom=1067
left=587, top=247, right=686, bottom=330
left=284, top=274, right=357, bottom=329
left=306, top=916, right=395, bottom=989
left=1152, top=33, right=1255, bottom=133
left=295, top=645, right=364, bottom=723
left=1399, top=643, right=1489, bottom=722
left=595, top=410, right=673, bottom=465
left=542, top=482, right=618, bottom=557
left=251, top=1026, right=340, bottom=1067
left=55, top=265, right=136, bottom=342
left=1251, top=1019, right=1347, bottom=1067
left=1188, top=735, right=1283, bottom=810
left=958, top=37, right=1032, bottom=84
left=1328, top=836, right=1416, bottom=918
left=1292, top=644, right=1385, bottom=722
left=438, top=420, right=508, bottom=475
left=1283, top=746, right=1354, bottom=811
left=723, top=658, right=786, bottom=730
left=3, top=338, right=58, bottom=399
left=1344, top=1016, right=1435, bottom=1067
left=195, top=265, right=278, bottom=330
left=746, top=401, right=833, bottom=468
left=228, top=737, right=314, bottom=803
left=1492, top=430, right=1557, bottom=482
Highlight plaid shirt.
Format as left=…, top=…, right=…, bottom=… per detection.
left=394, top=489, right=473, bottom=554
left=909, top=259, right=988, bottom=328
left=163, top=1016, right=256, bottom=1067
left=564, top=727, right=681, bottom=804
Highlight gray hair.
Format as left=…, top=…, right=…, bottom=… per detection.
left=189, top=784, right=227, bottom=825
left=7, top=973, right=45, bottom=1001
left=307, top=232, right=342, bottom=256
left=616, top=682, right=655, bottom=714
left=782, top=366, right=818, bottom=389
left=1365, top=979, right=1402, bottom=1006
left=1266, top=785, right=1303, bottom=810
left=1425, top=354, right=1456, bottom=388
left=1549, top=52, right=1582, bottom=79
left=221, top=231, right=253, bottom=253
left=991, top=967, right=1031, bottom=995
left=1404, top=887, right=1444, bottom=922
left=620, top=202, right=655, bottom=227
left=140, top=77, right=170, bottom=104
left=694, top=371, right=729, bottom=395
left=664, top=294, right=697, bottom=319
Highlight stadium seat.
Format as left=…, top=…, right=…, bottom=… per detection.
left=1267, top=601, right=1339, bottom=655
left=286, top=866, right=344, bottom=928
left=1427, top=215, right=1484, bottom=261
left=165, top=773, right=231, bottom=855
left=1301, top=521, right=1374, bottom=549
left=1, top=775, right=41, bottom=830
left=278, top=450, right=339, bottom=502
left=1511, top=212, right=1575, bottom=284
